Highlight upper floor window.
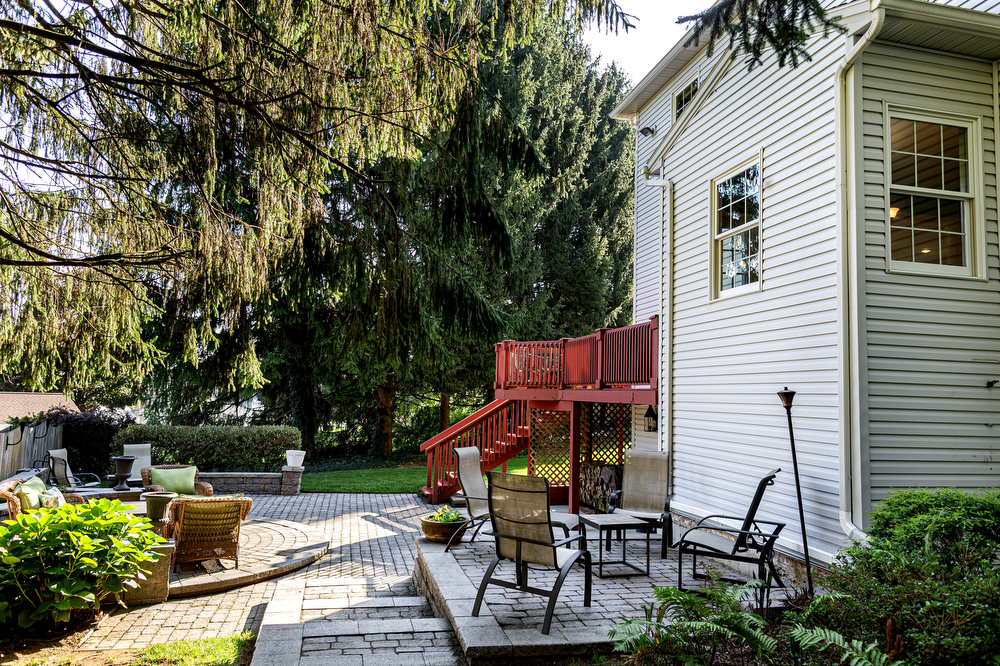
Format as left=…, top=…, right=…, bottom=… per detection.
left=886, top=107, right=982, bottom=278
left=711, top=156, right=761, bottom=297
left=675, top=79, right=698, bottom=119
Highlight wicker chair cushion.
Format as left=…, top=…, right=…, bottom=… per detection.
left=15, top=475, right=47, bottom=511
left=150, top=466, right=197, bottom=494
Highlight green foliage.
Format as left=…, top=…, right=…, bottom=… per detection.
left=610, top=574, right=776, bottom=666
left=0, top=500, right=164, bottom=627
left=114, top=424, right=300, bottom=472
left=130, top=632, right=254, bottom=666
left=801, top=488, right=1000, bottom=665
left=679, top=0, right=847, bottom=70
left=789, top=625, right=904, bottom=666
left=427, top=506, right=466, bottom=522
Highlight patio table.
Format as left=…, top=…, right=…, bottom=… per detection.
left=579, top=513, right=650, bottom=577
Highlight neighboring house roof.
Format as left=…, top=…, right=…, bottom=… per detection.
left=0, top=392, right=78, bottom=423
left=611, top=0, right=1000, bottom=121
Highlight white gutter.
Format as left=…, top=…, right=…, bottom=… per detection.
left=643, top=172, right=672, bottom=464
left=835, top=4, right=884, bottom=544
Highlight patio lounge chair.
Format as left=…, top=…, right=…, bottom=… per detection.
left=162, top=496, right=253, bottom=572
left=472, top=471, right=592, bottom=635
left=674, top=468, right=786, bottom=592
left=141, top=465, right=214, bottom=496
left=608, top=449, right=672, bottom=557
left=123, top=443, right=152, bottom=484
left=447, top=446, right=579, bottom=552
left=47, top=448, right=102, bottom=488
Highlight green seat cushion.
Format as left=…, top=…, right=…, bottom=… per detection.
left=149, top=467, right=197, bottom=495
left=15, top=475, right=48, bottom=511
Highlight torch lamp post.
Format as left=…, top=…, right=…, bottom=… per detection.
left=777, top=387, right=814, bottom=597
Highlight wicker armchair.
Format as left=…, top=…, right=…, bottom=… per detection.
left=162, top=496, right=253, bottom=572
left=140, top=465, right=214, bottom=496
left=0, top=476, right=83, bottom=519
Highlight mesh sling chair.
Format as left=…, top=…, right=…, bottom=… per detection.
left=674, top=468, right=786, bottom=592
left=47, top=448, right=102, bottom=488
left=162, top=496, right=254, bottom=572
left=608, top=449, right=672, bottom=558
left=447, top=447, right=579, bottom=552
left=472, top=471, right=592, bottom=635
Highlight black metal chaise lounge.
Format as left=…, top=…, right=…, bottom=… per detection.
left=674, top=468, right=786, bottom=592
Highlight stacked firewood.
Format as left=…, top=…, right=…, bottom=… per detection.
left=580, top=462, right=622, bottom=512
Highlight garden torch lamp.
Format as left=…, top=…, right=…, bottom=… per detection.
left=777, top=387, right=814, bottom=596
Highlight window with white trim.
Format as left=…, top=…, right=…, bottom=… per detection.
left=886, top=108, right=981, bottom=276
left=711, top=158, right=761, bottom=296
left=675, top=79, right=698, bottom=119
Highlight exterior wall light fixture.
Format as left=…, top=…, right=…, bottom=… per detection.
left=643, top=405, right=657, bottom=432
left=639, top=125, right=656, bottom=137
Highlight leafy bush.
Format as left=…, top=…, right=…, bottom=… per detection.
left=0, top=500, right=164, bottom=627
left=610, top=574, right=776, bottom=666
left=114, top=424, right=300, bottom=472
left=801, top=487, right=1000, bottom=666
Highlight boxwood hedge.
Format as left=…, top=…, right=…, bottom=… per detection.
left=113, top=425, right=300, bottom=472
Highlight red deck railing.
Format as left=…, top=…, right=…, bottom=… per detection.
left=420, top=399, right=529, bottom=504
left=494, top=316, right=658, bottom=391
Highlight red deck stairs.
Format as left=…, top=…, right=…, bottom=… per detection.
left=420, top=399, right=529, bottom=504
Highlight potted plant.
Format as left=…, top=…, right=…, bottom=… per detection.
left=420, top=506, right=468, bottom=543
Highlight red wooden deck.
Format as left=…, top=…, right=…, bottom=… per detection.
left=420, top=318, right=659, bottom=503
left=494, top=316, right=658, bottom=405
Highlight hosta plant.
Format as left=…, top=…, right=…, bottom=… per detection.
left=0, top=499, right=165, bottom=627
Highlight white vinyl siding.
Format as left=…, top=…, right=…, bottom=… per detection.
left=632, top=56, right=715, bottom=451
left=651, top=34, right=846, bottom=561
left=858, top=42, right=1000, bottom=513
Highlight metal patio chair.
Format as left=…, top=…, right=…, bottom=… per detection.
left=446, top=446, right=579, bottom=551
left=47, top=448, right=102, bottom=488
left=608, top=448, right=672, bottom=557
left=674, top=468, right=786, bottom=592
left=122, top=443, right=152, bottom=484
left=472, top=471, right=592, bottom=635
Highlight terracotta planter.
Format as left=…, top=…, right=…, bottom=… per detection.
left=420, top=515, right=467, bottom=543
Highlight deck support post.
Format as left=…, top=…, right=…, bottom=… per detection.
left=569, top=401, right=581, bottom=514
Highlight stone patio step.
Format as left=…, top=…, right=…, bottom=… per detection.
left=251, top=577, right=464, bottom=666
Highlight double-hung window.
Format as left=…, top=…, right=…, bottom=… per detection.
left=710, top=155, right=762, bottom=297
left=675, top=78, right=698, bottom=119
left=886, top=107, right=983, bottom=277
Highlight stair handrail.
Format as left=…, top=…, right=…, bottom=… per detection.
left=419, top=399, right=513, bottom=453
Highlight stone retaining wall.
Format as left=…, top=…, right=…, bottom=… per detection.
left=198, top=466, right=304, bottom=495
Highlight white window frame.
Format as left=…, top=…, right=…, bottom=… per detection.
left=709, top=151, right=764, bottom=300
left=882, top=103, right=985, bottom=280
left=673, top=76, right=699, bottom=120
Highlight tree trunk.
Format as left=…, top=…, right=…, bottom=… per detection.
left=373, top=373, right=395, bottom=458
left=439, top=393, right=450, bottom=432
left=288, top=360, right=317, bottom=457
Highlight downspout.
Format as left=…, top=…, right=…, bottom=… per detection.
left=642, top=169, right=673, bottom=468
left=835, top=5, right=884, bottom=543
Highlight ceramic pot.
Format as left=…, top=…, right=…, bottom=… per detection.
left=285, top=450, right=306, bottom=467
left=420, top=515, right=467, bottom=543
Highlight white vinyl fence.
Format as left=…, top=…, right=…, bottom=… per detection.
left=0, top=421, right=63, bottom=479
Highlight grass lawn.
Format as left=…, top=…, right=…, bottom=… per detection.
left=301, top=456, right=528, bottom=493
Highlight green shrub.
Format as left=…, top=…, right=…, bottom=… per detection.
left=610, top=574, right=776, bottom=666
left=802, top=487, right=1000, bottom=666
left=0, top=500, right=164, bottom=627
left=114, top=424, right=300, bottom=472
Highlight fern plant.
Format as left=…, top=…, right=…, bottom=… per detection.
left=610, top=572, right=776, bottom=665
left=789, top=625, right=905, bottom=666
